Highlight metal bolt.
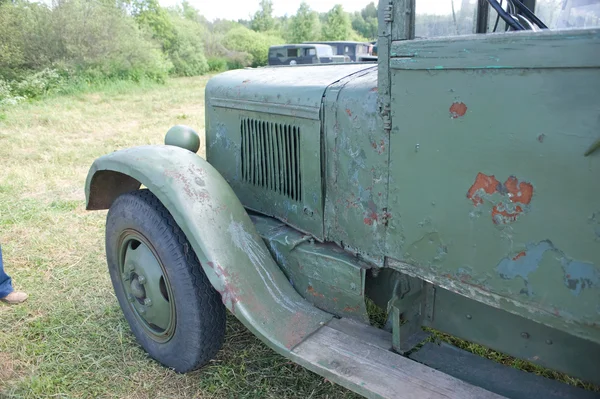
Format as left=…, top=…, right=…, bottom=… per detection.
left=137, top=275, right=146, bottom=285
left=127, top=294, right=135, bottom=303
left=466, top=314, right=472, bottom=320
left=144, top=298, right=152, bottom=307
left=546, top=339, right=553, bottom=345
left=521, top=332, right=530, bottom=339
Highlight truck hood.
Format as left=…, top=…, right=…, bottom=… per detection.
left=205, top=64, right=377, bottom=115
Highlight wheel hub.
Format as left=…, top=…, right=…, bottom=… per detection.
left=130, top=276, right=146, bottom=299
left=119, top=233, right=175, bottom=343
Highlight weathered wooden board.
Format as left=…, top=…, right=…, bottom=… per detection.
left=292, top=324, right=505, bottom=399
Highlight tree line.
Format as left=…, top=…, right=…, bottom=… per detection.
left=0, top=0, right=378, bottom=104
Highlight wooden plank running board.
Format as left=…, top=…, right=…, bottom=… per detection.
left=292, top=322, right=506, bottom=399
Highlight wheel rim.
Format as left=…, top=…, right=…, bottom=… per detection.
left=118, top=230, right=176, bottom=343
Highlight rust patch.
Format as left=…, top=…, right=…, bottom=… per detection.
left=370, top=87, right=378, bottom=92
left=467, top=173, right=534, bottom=224
left=466, top=173, right=501, bottom=205
left=242, top=79, right=250, bottom=84
left=343, top=305, right=361, bottom=312
left=504, top=176, right=533, bottom=205
left=449, top=102, right=467, bottom=118
left=512, top=251, right=527, bottom=261
left=345, top=109, right=352, bottom=117
left=363, top=210, right=378, bottom=226
left=307, top=285, right=325, bottom=298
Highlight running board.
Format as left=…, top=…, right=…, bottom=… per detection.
left=291, top=318, right=505, bottom=399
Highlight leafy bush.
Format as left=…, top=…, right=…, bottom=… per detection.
left=166, top=17, right=209, bottom=76
left=223, top=26, right=283, bottom=67
left=12, top=68, right=65, bottom=98
left=0, top=79, right=26, bottom=106
left=207, top=57, right=227, bottom=72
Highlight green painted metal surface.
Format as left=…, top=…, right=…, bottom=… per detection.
left=250, top=213, right=370, bottom=323
left=322, top=67, right=389, bottom=265
left=85, top=145, right=332, bottom=352
left=205, top=64, right=374, bottom=240
left=386, top=28, right=600, bottom=346
left=425, top=287, right=600, bottom=386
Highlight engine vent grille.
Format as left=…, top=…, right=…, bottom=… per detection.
left=241, top=118, right=302, bottom=202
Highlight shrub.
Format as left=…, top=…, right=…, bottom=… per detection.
left=12, top=68, right=65, bottom=98
left=223, top=26, right=284, bottom=67
left=207, top=57, right=227, bottom=72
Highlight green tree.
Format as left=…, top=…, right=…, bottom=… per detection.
left=223, top=26, right=283, bottom=67
left=250, top=0, right=276, bottom=32
left=321, top=4, right=351, bottom=40
left=287, top=2, right=320, bottom=43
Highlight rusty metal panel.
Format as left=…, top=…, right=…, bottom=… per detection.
left=386, top=29, right=600, bottom=344
left=250, top=214, right=370, bottom=323
left=323, top=67, right=390, bottom=265
left=206, top=64, right=375, bottom=240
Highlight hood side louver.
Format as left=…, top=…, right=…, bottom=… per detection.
left=241, top=118, right=302, bottom=202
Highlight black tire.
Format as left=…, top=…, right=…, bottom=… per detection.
left=105, top=189, right=226, bottom=373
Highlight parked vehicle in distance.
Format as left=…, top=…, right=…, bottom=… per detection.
left=267, top=44, right=348, bottom=66
left=305, top=40, right=377, bottom=62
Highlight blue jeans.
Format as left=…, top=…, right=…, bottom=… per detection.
left=0, top=245, right=14, bottom=298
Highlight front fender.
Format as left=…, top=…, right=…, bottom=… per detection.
left=85, top=145, right=332, bottom=352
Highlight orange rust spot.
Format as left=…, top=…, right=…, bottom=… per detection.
left=345, top=109, right=352, bottom=117
left=512, top=251, right=527, bottom=261
left=467, top=173, right=500, bottom=205
left=242, top=79, right=250, bottom=84
left=307, top=285, right=324, bottom=298
left=449, top=102, right=467, bottom=118
left=343, top=305, right=360, bottom=312
left=504, top=176, right=533, bottom=205
left=363, top=210, right=378, bottom=226
left=370, top=87, right=378, bottom=92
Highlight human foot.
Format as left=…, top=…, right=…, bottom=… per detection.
left=1, top=291, right=28, bottom=304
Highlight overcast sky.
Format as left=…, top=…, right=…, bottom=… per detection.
left=158, top=0, right=458, bottom=21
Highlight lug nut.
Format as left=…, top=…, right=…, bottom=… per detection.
left=521, top=332, right=530, bottom=339
left=137, top=275, right=146, bottom=285
left=546, top=339, right=553, bottom=345
left=466, top=314, right=472, bottom=319
left=144, top=298, right=152, bottom=307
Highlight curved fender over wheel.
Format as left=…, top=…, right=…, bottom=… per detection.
left=85, top=145, right=332, bottom=352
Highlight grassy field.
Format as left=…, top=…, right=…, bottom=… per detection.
left=0, top=76, right=359, bottom=398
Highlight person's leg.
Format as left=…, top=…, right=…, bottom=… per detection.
left=0, top=245, right=27, bottom=304
left=0, top=245, right=14, bottom=298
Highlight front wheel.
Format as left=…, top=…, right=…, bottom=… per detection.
left=105, top=189, right=226, bottom=373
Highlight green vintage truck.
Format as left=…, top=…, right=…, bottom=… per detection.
left=85, top=0, right=600, bottom=398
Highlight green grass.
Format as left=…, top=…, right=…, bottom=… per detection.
left=0, top=76, right=359, bottom=398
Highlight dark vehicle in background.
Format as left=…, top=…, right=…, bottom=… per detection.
left=267, top=44, right=348, bottom=66
left=305, top=41, right=377, bottom=62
